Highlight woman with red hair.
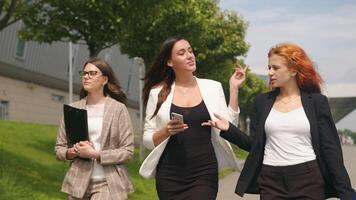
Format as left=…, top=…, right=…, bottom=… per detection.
left=203, top=43, right=355, bottom=199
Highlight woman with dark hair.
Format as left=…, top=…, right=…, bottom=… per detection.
left=139, top=37, right=246, bottom=199
left=55, top=57, right=134, bottom=200
left=203, top=43, right=355, bottom=199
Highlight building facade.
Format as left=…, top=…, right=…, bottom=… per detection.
left=0, top=21, right=141, bottom=128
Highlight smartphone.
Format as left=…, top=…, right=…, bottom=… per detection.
left=171, top=112, right=184, bottom=123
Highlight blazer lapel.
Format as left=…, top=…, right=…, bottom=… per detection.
left=260, top=90, right=277, bottom=126
left=196, top=78, right=215, bottom=121
left=100, top=97, right=115, bottom=146
left=258, top=90, right=278, bottom=144
left=157, top=82, right=175, bottom=122
left=301, top=91, right=320, bottom=155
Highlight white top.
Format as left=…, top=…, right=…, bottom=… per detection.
left=86, top=103, right=105, bottom=179
left=263, top=107, right=316, bottom=166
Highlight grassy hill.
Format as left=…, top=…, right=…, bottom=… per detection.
left=0, top=120, right=156, bottom=200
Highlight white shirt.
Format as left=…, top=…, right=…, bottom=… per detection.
left=86, top=103, right=105, bottom=179
left=263, top=107, right=316, bottom=166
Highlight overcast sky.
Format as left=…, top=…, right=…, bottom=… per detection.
left=219, top=0, right=356, bottom=131
left=219, top=0, right=356, bottom=83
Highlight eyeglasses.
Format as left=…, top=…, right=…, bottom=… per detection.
left=79, top=70, right=102, bottom=79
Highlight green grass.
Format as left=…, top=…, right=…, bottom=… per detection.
left=218, top=146, right=248, bottom=179
left=127, top=151, right=157, bottom=200
left=233, top=146, right=249, bottom=160
left=0, top=120, right=67, bottom=200
left=0, top=120, right=248, bottom=199
left=0, top=120, right=157, bottom=200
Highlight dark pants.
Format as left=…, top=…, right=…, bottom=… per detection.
left=259, top=160, right=325, bottom=200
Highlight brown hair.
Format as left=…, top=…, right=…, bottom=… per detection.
left=268, top=43, right=322, bottom=93
left=142, top=36, right=185, bottom=118
left=80, top=57, right=127, bottom=104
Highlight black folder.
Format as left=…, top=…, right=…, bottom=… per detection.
left=63, top=104, right=89, bottom=147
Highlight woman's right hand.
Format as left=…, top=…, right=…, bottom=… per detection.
left=66, top=147, right=78, bottom=160
left=166, top=119, right=188, bottom=135
left=201, top=113, right=230, bottom=131
left=152, top=119, right=188, bottom=146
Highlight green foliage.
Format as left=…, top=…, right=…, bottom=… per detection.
left=338, top=129, right=356, bottom=143
left=217, top=61, right=267, bottom=123
left=16, top=0, right=249, bottom=84
left=0, top=0, right=42, bottom=31
left=119, top=0, right=249, bottom=75
left=239, top=72, right=268, bottom=117
left=118, top=0, right=254, bottom=118
left=18, top=0, right=249, bottom=61
left=19, top=0, right=127, bottom=57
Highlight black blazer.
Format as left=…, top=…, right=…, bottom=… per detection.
left=221, top=90, right=355, bottom=199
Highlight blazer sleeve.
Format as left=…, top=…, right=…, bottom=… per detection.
left=55, top=116, right=69, bottom=161
left=220, top=123, right=251, bottom=151
left=316, top=94, right=355, bottom=199
left=142, top=89, right=158, bottom=150
left=217, top=82, right=239, bottom=126
left=220, top=94, right=260, bottom=151
left=100, top=104, right=134, bottom=165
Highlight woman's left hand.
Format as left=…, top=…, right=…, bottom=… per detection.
left=201, top=113, right=230, bottom=131
left=74, top=141, right=100, bottom=159
left=230, top=64, right=247, bottom=90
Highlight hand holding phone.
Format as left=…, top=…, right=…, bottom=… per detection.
left=168, top=112, right=187, bottom=135
left=171, top=112, right=184, bottom=123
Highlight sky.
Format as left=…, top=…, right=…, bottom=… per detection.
left=219, top=0, right=356, bottom=130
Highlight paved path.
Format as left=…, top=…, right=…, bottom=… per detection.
left=217, top=146, right=356, bottom=200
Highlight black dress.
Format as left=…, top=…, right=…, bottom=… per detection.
left=156, top=101, right=218, bottom=200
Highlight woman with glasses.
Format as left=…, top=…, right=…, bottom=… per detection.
left=55, top=57, right=134, bottom=200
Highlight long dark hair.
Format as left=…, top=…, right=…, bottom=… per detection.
left=143, top=36, right=184, bottom=118
left=80, top=57, right=127, bottom=104
left=268, top=43, right=322, bottom=93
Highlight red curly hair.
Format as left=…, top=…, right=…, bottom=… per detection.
left=268, top=43, right=323, bottom=93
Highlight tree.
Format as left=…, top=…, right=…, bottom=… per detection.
left=18, top=0, right=249, bottom=68
left=19, top=0, right=128, bottom=57
left=338, top=129, right=356, bottom=144
left=0, top=0, right=42, bottom=32
left=118, top=0, right=263, bottom=131
left=119, top=0, right=249, bottom=74
left=238, top=71, right=268, bottom=132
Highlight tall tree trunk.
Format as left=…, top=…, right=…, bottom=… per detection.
left=89, top=47, right=100, bottom=58
left=0, top=0, right=19, bottom=32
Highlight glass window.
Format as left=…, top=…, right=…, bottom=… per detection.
left=0, top=101, right=9, bottom=120
left=16, top=38, right=26, bottom=58
left=51, top=94, right=65, bottom=103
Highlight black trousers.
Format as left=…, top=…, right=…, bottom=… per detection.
left=259, top=160, right=325, bottom=200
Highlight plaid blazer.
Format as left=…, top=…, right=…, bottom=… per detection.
left=55, top=97, right=134, bottom=199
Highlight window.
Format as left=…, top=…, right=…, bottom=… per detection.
left=16, top=38, right=26, bottom=58
left=51, top=94, right=65, bottom=103
left=0, top=101, right=9, bottom=120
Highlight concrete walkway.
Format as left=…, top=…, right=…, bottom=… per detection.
left=217, top=146, right=356, bottom=200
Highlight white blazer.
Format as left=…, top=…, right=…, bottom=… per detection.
left=139, top=77, right=243, bottom=178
